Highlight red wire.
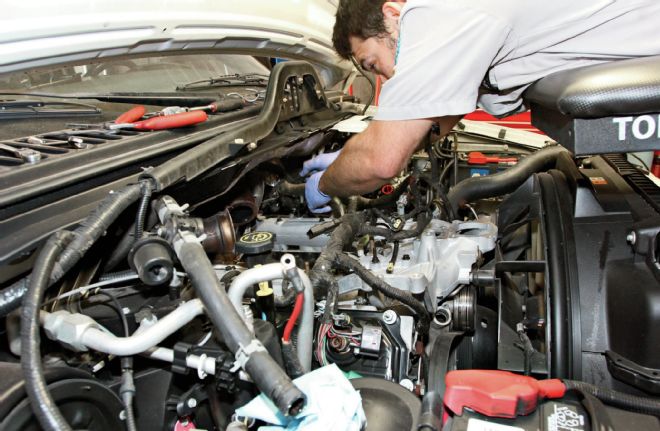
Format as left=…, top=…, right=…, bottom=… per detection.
left=282, top=292, right=304, bottom=342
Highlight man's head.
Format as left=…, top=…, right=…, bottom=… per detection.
left=332, top=0, right=405, bottom=80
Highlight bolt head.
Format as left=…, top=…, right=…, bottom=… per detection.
left=186, top=398, right=197, bottom=408
left=382, top=309, right=397, bottom=325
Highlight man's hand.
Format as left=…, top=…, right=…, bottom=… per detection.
left=319, top=117, right=460, bottom=197
left=304, top=171, right=332, bottom=213
left=300, top=151, right=341, bottom=213
left=299, top=150, right=341, bottom=177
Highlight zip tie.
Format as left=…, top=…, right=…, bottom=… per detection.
left=230, top=339, right=267, bottom=372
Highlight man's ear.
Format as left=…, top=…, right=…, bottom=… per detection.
left=382, top=1, right=404, bottom=20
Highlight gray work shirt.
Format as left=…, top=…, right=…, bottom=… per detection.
left=374, top=0, right=660, bottom=120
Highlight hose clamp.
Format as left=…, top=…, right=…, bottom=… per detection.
left=230, top=339, right=267, bottom=372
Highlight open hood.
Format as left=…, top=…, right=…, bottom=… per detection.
left=1, top=0, right=350, bottom=87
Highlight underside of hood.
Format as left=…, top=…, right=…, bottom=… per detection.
left=1, top=0, right=351, bottom=87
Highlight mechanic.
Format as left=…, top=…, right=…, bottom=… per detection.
left=301, top=0, right=660, bottom=213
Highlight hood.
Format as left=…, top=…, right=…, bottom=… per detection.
left=0, top=0, right=350, bottom=87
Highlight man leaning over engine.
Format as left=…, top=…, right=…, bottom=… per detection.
left=302, top=0, right=660, bottom=213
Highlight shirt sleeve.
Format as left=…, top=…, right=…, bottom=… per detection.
left=374, top=0, right=511, bottom=121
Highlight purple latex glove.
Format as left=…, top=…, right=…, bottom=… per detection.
left=300, top=150, right=341, bottom=177
left=305, top=171, right=332, bottom=213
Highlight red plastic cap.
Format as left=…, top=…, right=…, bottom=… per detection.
left=381, top=184, right=395, bottom=195
left=443, top=370, right=566, bottom=419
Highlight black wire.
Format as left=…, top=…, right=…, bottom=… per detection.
left=134, top=181, right=153, bottom=242
left=629, top=153, right=650, bottom=172
left=91, top=290, right=137, bottom=431
left=563, top=380, right=660, bottom=417
left=386, top=241, right=400, bottom=274
left=334, top=253, right=430, bottom=334
left=350, top=56, right=375, bottom=115
left=21, top=232, right=76, bottom=431
left=439, top=159, right=454, bottom=190
left=91, top=290, right=129, bottom=337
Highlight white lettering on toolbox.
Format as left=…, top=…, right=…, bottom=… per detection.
left=613, top=115, right=660, bottom=141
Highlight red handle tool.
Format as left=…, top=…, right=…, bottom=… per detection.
left=468, top=151, right=518, bottom=165
left=115, top=105, right=146, bottom=124
left=131, top=110, right=208, bottom=130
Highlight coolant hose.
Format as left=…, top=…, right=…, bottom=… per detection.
left=447, top=145, right=569, bottom=212
left=563, top=380, right=660, bottom=417
left=334, top=253, right=431, bottom=334
left=0, top=183, right=143, bottom=317
left=227, top=257, right=314, bottom=373
left=21, top=231, right=75, bottom=431
left=174, top=233, right=306, bottom=416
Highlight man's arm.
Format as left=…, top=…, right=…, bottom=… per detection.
left=319, top=116, right=460, bottom=197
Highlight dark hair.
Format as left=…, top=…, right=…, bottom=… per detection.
left=332, top=0, right=388, bottom=59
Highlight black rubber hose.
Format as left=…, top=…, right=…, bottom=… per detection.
left=20, top=231, right=75, bottom=431
left=563, top=380, right=660, bottom=417
left=281, top=342, right=304, bottom=379
left=447, top=145, right=569, bottom=212
left=0, top=280, right=29, bottom=318
left=104, top=209, right=159, bottom=273
left=0, top=183, right=142, bottom=317
left=134, top=181, right=153, bottom=241
left=102, top=222, right=139, bottom=273
left=52, top=183, right=143, bottom=282
left=417, top=391, right=444, bottom=431
left=175, top=237, right=305, bottom=416
left=334, top=253, right=430, bottom=334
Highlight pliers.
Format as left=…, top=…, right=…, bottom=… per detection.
left=68, top=105, right=208, bottom=135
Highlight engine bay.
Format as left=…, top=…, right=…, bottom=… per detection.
left=1, top=61, right=659, bottom=430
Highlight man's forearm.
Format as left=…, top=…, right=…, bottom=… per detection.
left=317, top=117, right=458, bottom=198
left=319, top=131, right=391, bottom=197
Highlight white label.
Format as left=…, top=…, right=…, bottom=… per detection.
left=466, top=418, right=525, bottom=431
left=547, top=404, right=586, bottom=431
left=612, top=115, right=660, bottom=141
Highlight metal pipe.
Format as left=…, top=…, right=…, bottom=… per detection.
left=296, top=270, right=314, bottom=373
left=228, top=256, right=297, bottom=312
left=148, top=347, right=217, bottom=376
left=42, top=299, right=205, bottom=356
